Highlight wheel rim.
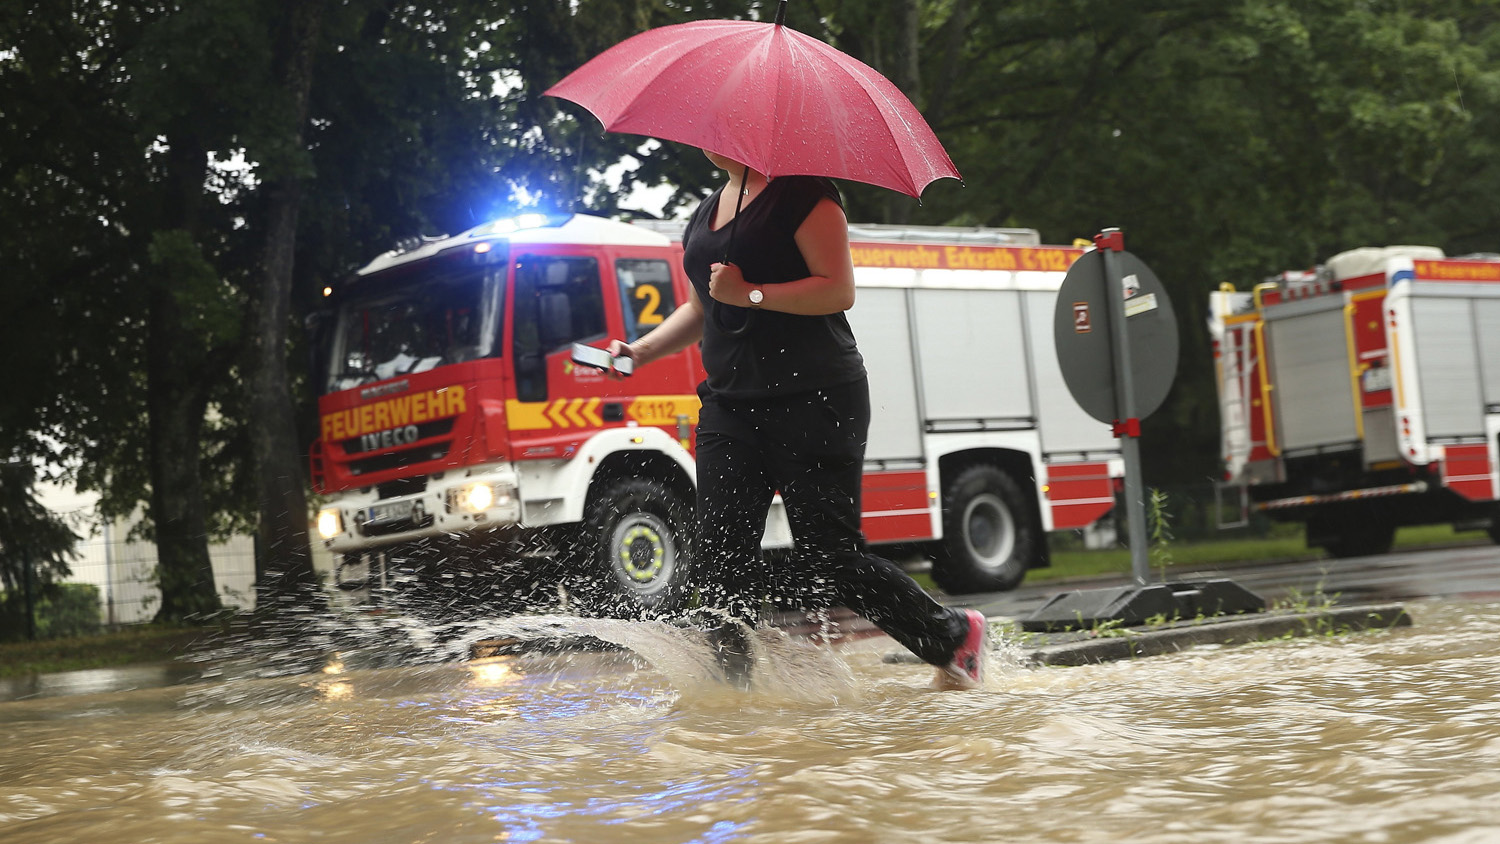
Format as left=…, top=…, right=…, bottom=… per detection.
left=963, top=492, right=1015, bottom=573
left=610, top=511, right=677, bottom=596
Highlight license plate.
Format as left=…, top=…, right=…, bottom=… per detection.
left=367, top=499, right=415, bottom=523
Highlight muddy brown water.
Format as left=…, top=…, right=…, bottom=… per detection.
left=3, top=600, right=1500, bottom=843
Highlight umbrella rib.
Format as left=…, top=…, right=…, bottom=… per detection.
left=608, top=25, right=768, bottom=166
left=786, top=32, right=952, bottom=196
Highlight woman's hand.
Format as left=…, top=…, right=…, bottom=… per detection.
left=608, top=287, right=707, bottom=370
left=701, top=199, right=856, bottom=319
left=586, top=339, right=632, bottom=380
left=708, top=261, right=756, bottom=307
left=605, top=338, right=635, bottom=361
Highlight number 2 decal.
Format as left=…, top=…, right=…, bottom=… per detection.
left=635, top=284, right=664, bottom=325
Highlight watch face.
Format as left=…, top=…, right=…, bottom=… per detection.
left=749, top=288, right=764, bottom=305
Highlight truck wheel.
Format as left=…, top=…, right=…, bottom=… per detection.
left=576, top=477, right=693, bottom=615
left=931, top=464, right=1038, bottom=594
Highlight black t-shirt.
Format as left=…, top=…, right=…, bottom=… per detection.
left=681, top=175, right=866, bottom=399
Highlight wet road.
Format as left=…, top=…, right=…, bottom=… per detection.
left=3, top=543, right=1500, bottom=842
left=4, top=593, right=1500, bottom=842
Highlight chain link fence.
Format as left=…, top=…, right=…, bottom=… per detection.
left=65, top=525, right=258, bottom=626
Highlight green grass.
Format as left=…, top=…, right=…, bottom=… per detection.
left=1033, top=523, right=1488, bottom=583
left=0, top=625, right=209, bottom=679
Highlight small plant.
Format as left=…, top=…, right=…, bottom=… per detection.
left=1142, top=612, right=1176, bottom=630
left=1147, top=488, right=1174, bottom=582
left=993, top=619, right=1044, bottom=648
left=1273, top=571, right=1339, bottom=613
left=1088, top=617, right=1129, bottom=638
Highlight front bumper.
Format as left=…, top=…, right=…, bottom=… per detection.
left=316, top=463, right=523, bottom=554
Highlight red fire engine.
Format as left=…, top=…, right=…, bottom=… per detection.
left=310, top=213, right=1123, bottom=610
left=1210, top=246, right=1500, bottom=555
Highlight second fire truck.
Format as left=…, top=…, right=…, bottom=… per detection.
left=310, top=213, right=1123, bottom=610
left=1210, top=246, right=1500, bottom=555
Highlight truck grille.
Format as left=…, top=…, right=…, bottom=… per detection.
left=377, top=476, right=428, bottom=499
left=350, top=445, right=451, bottom=476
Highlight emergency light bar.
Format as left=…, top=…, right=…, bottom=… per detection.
left=467, top=213, right=568, bottom=238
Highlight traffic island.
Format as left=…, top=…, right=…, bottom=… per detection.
left=1020, top=602, right=1411, bottom=666
left=881, top=602, right=1411, bottom=669
left=1016, top=578, right=1269, bottom=634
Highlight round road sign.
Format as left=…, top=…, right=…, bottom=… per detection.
left=1054, top=249, right=1179, bottom=424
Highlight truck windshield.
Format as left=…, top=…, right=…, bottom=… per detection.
left=327, top=265, right=502, bottom=393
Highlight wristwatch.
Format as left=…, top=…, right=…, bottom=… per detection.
left=747, top=287, right=764, bottom=308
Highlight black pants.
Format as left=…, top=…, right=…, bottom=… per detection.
left=694, top=377, right=966, bottom=666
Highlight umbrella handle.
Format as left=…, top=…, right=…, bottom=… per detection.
left=712, top=163, right=756, bottom=336
left=712, top=300, right=756, bottom=336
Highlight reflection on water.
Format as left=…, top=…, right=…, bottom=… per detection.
left=3, top=600, right=1500, bottom=843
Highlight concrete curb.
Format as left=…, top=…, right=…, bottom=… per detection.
left=882, top=603, right=1413, bottom=668
left=1023, top=603, right=1412, bottom=666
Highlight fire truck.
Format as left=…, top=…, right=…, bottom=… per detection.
left=309, top=212, right=1123, bottom=611
left=1210, top=246, right=1500, bottom=556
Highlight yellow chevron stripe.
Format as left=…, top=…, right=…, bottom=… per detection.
left=581, top=398, right=602, bottom=426
left=505, top=400, right=552, bottom=430
left=505, top=394, right=701, bottom=432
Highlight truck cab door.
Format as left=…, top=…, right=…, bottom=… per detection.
left=511, top=253, right=607, bottom=403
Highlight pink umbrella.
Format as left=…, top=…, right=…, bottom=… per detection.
left=545, top=2, right=961, bottom=199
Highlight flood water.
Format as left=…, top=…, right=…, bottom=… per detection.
left=4, top=599, right=1500, bottom=843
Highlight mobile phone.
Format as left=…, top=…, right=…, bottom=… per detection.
left=571, top=343, right=633, bottom=376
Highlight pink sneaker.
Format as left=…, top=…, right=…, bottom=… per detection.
left=934, top=609, right=987, bottom=690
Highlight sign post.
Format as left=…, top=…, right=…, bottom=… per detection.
left=1023, top=228, right=1264, bottom=632
left=1099, top=233, right=1151, bottom=587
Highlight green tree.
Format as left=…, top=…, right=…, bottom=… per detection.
left=794, top=0, right=1500, bottom=484
left=1, top=2, right=238, bottom=620
left=0, top=461, right=80, bottom=640
left=0, top=461, right=78, bottom=596
left=0, top=0, right=725, bottom=618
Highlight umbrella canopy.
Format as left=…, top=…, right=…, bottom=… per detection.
left=545, top=9, right=961, bottom=199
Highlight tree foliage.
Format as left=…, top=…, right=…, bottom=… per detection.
left=794, top=0, right=1500, bottom=482
left=0, top=462, right=77, bottom=596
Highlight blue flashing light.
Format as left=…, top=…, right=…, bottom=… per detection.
left=469, top=212, right=567, bottom=238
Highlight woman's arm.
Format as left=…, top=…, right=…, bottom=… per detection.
left=607, top=286, right=706, bottom=367
left=707, top=197, right=856, bottom=315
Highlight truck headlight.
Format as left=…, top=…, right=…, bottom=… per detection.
left=450, top=481, right=513, bottom=513
left=464, top=482, right=495, bottom=512
left=316, top=508, right=343, bottom=539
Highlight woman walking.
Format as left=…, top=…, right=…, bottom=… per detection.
left=609, top=151, right=986, bottom=690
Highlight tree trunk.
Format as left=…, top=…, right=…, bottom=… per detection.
left=148, top=282, right=223, bottom=621
left=150, top=130, right=222, bottom=623
left=250, top=0, right=325, bottom=606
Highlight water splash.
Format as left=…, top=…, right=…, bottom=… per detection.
left=182, top=600, right=870, bottom=712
